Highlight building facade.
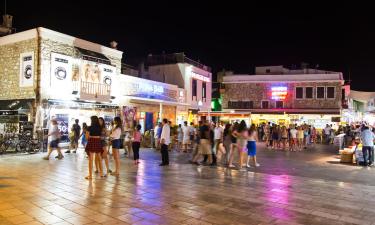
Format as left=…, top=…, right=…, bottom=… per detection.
left=221, top=66, right=345, bottom=128
left=0, top=28, right=193, bottom=138
left=146, top=53, right=212, bottom=123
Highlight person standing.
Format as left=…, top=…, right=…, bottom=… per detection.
left=297, top=126, right=304, bottom=151
left=160, top=118, right=170, bottom=166
left=132, top=124, right=142, bottom=165
left=182, top=121, right=190, bottom=152
left=214, top=122, right=224, bottom=152
left=289, top=125, right=298, bottom=152
left=84, top=116, right=103, bottom=179
left=156, top=122, right=163, bottom=150
left=234, top=120, right=248, bottom=170
left=223, top=123, right=232, bottom=165
left=43, top=119, right=63, bottom=160
left=99, top=117, right=111, bottom=176
left=66, top=119, right=81, bottom=153
left=360, top=126, right=375, bottom=167
left=81, top=123, right=88, bottom=148
left=177, top=124, right=183, bottom=152
left=281, top=126, right=288, bottom=151
left=110, top=117, right=122, bottom=176
left=247, top=124, right=260, bottom=167
left=228, top=122, right=239, bottom=168
left=324, top=124, right=331, bottom=144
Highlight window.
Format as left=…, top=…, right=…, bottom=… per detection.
left=192, top=79, right=197, bottom=100
left=244, top=101, right=254, bottom=109
left=295, top=87, right=303, bottom=99
left=261, top=101, right=269, bottom=109
left=266, top=69, right=271, bottom=73
left=326, top=87, right=335, bottom=99
left=276, top=101, right=283, bottom=108
left=305, top=87, right=313, bottom=99
left=202, top=82, right=206, bottom=101
left=317, top=87, right=325, bottom=99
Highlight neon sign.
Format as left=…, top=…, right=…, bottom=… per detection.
left=271, top=86, right=287, bottom=100
left=138, top=83, right=164, bottom=94
left=191, top=72, right=210, bottom=82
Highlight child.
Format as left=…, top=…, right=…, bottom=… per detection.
left=132, top=124, right=142, bottom=165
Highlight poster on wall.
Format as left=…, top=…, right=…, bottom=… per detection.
left=50, top=53, right=73, bottom=93
left=81, top=61, right=115, bottom=84
left=122, top=106, right=137, bottom=129
left=19, top=52, right=34, bottom=87
left=104, top=115, right=114, bottom=129
left=55, top=114, right=69, bottom=143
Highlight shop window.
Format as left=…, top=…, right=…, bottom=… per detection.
left=202, top=82, right=206, bottom=101
left=326, top=86, right=335, bottom=99
left=276, top=101, right=283, bottom=108
left=295, top=87, right=303, bottom=99
left=317, top=87, right=325, bottom=99
left=261, top=101, right=269, bottom=109
left=305, top=87, right=313, bottom=99
left=192, top=79, right=197, bottom=100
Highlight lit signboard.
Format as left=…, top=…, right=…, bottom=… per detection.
left=271, top=86, right=287, bottom=100
left=191, top=72, right=210, bottom=82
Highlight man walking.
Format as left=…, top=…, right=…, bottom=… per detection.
left=360, top=126, right=375, bottom=167
left=160, top=118, right=170, bottom=166
left=66, top=119, right=81, bottom=153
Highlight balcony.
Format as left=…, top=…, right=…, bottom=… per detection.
left=73, top=81, right=111, bottom=102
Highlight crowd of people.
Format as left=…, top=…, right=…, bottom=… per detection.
left=42, top=113, right=375, bottom=179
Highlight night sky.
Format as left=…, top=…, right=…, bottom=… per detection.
left=3, top=1, right=375, bottom=91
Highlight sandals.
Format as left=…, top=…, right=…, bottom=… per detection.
left=85, top=176, right=92, bottom=180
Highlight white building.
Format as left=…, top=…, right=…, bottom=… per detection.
left=145, top=53, right=212, bottom=124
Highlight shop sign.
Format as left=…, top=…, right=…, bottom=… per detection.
left=271, top=86, right=288, bottom=100
left=48, top=100, right=118, bottom=109
left=191, top=72, right=210, bottom=82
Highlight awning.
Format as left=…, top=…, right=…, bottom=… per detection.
left=48, top=99, right=119, bottom=109
left=76, top=47, right=111, bottom=65
left=224, top=108, right=341, bottom=115
left=128, top=96, right=190, bottom=107
left=0, top=99, right=34, bottom=111
left=198, top=111, right=250, bottom=117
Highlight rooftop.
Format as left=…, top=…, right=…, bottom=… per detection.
left=223, top=73, right=344, bottom=83
left=146, top=52, right=211, bottom=72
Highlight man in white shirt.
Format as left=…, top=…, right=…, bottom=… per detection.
left=289, top=126, right=298, bottom=151
left=182, top=121, right=190, bottom=152
left=214, top=122, right=223, bottom=154
left=43, top=119, right=63, bottom=160
left=324, top=124, right=331, bottom=144
left=160, top=118, right=170, bottom=166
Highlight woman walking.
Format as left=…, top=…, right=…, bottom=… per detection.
left=99, top=117, right=112, bottom=176
left=228, top=122, right=239, bottom=168
left=110, top=117, right=122, bottom=176
left=234, top=120, right=248, bottom=170
left=85, top=116, right=103, bottom=179
left=132, top=124, right=142, bottom=165
left=223, top=123, right=232, bottom=165
left=247, top=124, right=260, bottom=167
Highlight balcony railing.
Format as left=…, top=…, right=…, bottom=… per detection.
left=73, top=81, right=111, bottom=102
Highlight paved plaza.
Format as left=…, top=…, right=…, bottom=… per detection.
left=0, top=144, right=375, bottom=225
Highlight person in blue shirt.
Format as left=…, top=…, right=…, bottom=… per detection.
left=156, top=122, right=162, bottom=150
left=360, top=126, right=375, bottom=166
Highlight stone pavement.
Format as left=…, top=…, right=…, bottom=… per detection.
left=0, top=143, right=375, bottom=225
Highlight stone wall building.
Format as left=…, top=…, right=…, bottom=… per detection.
left=221, top=66, right=345, bottom=128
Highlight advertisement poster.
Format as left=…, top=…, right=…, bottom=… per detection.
left=104, top=115, right=114, bottom=129
left=122, top=106, right=137, bottom=129
left=19, top=52, right=34, bottom=87
left=50, top=53, right=73, bottom=95
left=55, top=114, right=69, bottom=143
